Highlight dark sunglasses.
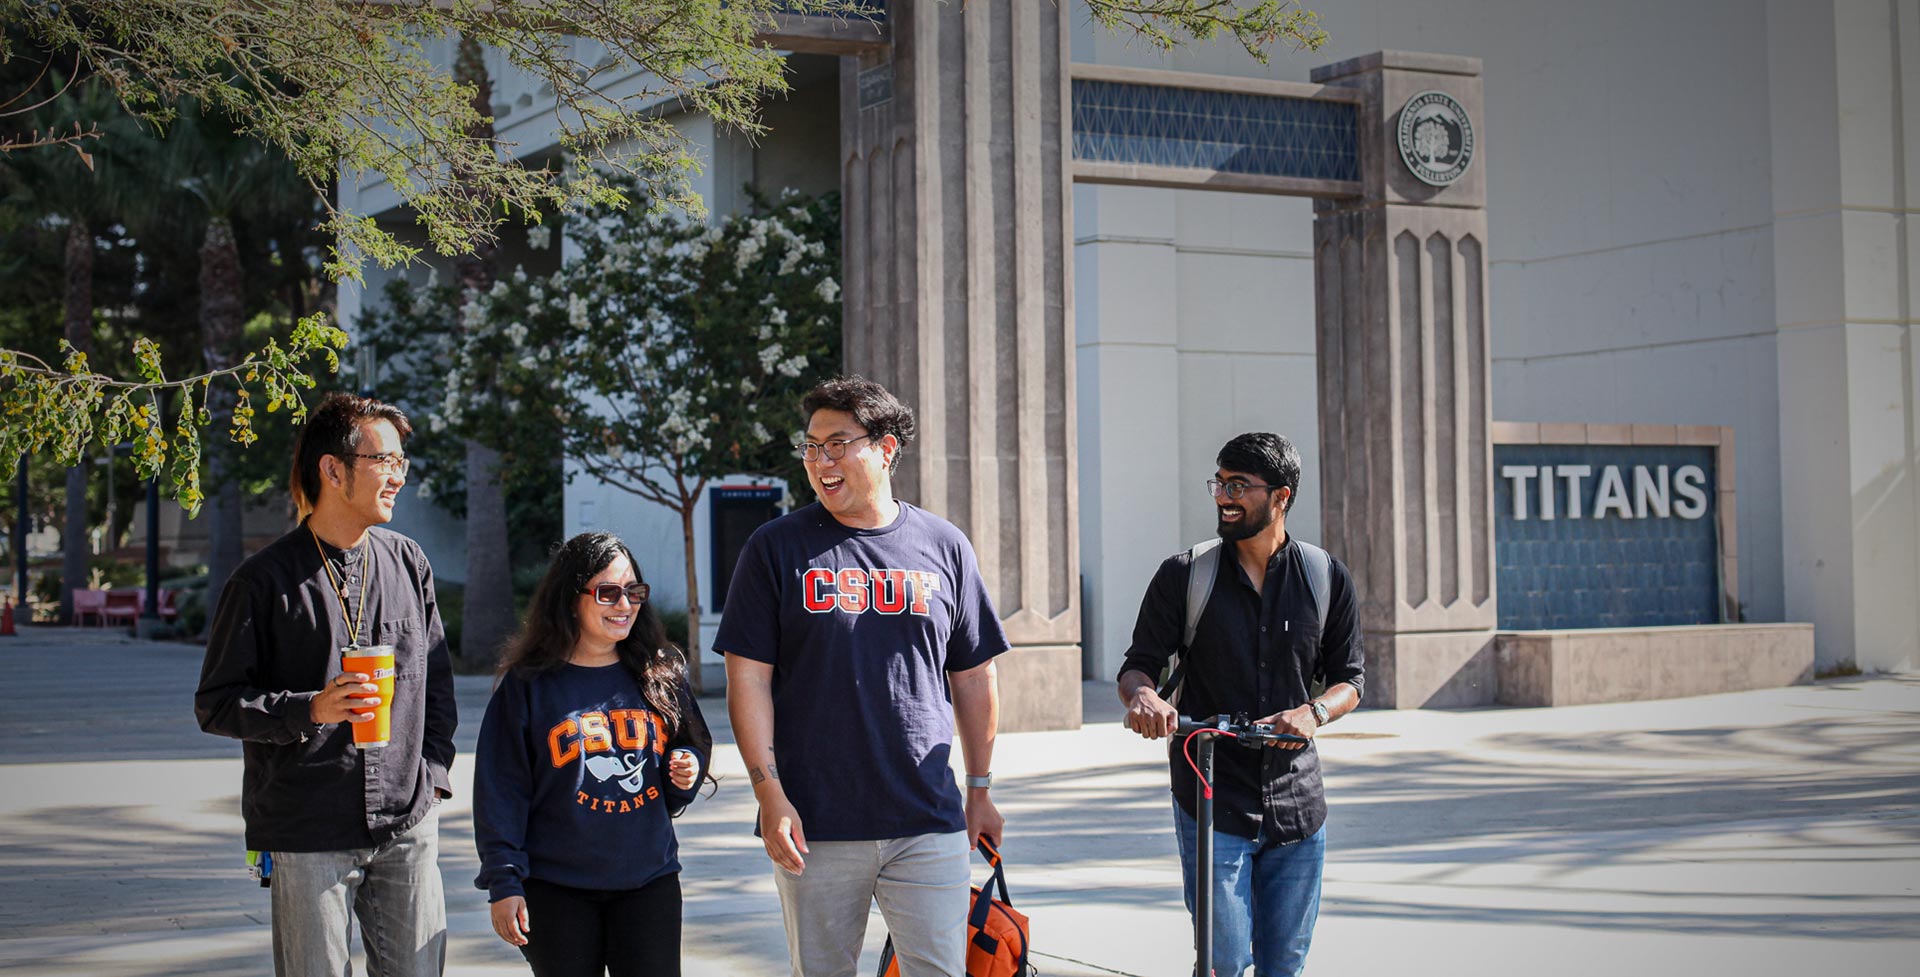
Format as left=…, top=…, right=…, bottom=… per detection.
left=580, top=582, right=650, bottom=605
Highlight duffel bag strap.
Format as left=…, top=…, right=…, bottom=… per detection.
left=976, top=837, right=1012, bottom=904
left=967, top=882, right=997, bottom=955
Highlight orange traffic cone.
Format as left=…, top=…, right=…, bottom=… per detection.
left=1, top=595, right=16, bottom=637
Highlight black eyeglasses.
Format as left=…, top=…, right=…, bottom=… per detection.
left=1206, top=478, right=1280, bottom=501
left=346, top=452, right=410, bottom=477
left=794, top=434, right=878, bottom=463
left=580, top=582, right=650, bottom=605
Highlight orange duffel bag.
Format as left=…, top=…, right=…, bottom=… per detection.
left=878, top=838, right=1033, bottom=977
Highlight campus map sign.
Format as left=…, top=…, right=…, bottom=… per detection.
left=1493, top=444, right=1722, bottom=630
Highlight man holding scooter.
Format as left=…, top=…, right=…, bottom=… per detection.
left=1117, top=432, right=1364, bottom=977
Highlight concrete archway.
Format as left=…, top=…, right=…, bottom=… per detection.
left=771, top=5, right=1495, bottom=725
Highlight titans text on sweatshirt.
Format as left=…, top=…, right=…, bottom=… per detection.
left=473, top=661, right=708, bottom=901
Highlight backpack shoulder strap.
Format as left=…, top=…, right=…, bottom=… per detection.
left=1295, top=539, right=1332, bottom=630
left=1184, top=537, right=1223, bottom=651
left=1155, top=538, right=1221, bottom=702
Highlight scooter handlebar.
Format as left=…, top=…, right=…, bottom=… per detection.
left=1174, top=714, right=1309, bottom=745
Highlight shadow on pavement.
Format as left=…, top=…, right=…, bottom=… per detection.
left=1, top=629, right=1915, bottom=970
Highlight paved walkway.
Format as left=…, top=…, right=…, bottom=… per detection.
left=0, top=625, right=1915, bottom=976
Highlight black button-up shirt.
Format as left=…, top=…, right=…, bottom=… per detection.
left=1120, top=536, right=1364, bottom=843
left=196, top=521, right=458, bottom=852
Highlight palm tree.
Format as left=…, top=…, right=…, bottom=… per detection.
left=451, top=34, right=516, bottom=670
left=144, top=101, right=311, bottom=606
left=1, top=75, right=133, bottom=623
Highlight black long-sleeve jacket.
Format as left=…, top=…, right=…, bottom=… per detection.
left=196, top=521, right=457, bottom=852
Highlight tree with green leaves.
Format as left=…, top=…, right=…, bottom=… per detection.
left=353, top=264, right=564, bottom=539
left=2, top=0, right=1325, bottom=530
left=0, top=321, right=347, bottom=512
left=1, top=0, right=872, bottom=278
left=1, top=0, right=868, bottom=539
left=448, top=32, right=520, bottom=670
left=0, top=74, right=135, bottom=621
left=4, top=1, right=1315, bottom=269
left=142, top=100, right=323, bottom=603
left=1082, top=0, right=1326, bottom=61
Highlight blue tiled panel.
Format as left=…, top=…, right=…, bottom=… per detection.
left=1070, top=79, right=1360, bottom=183
left=1493, top=445, right=1721, bottom=631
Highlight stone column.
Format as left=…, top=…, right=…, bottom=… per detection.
left=839, top=0, right=1082, bottom=730
left=1311, top=53, right=1498, bottom=708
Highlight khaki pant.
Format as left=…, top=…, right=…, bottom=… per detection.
left=773, top=830, right=970, bottom=977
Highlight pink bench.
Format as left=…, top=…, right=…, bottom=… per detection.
left=72, top=589, right=108, bottom=627
left=101, top=590, right=143, bottom=628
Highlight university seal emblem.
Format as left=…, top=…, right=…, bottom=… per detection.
left=1396, top=90, right=1474, bottom=187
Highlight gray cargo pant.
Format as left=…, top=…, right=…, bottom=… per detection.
left=268, top=806, right=446, bottom=977
left=773, top=830, right=970, bottom=977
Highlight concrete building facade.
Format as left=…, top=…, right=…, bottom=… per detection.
left=340, top=1, right=1920, bottom=724
left=1071, top=0, right=1918, bottom=684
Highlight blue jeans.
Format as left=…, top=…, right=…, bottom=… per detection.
left=1172, top=801, right=1325, bottom=977
left=269, top=805, right=446, bottom=977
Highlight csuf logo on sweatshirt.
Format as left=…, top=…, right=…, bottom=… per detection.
left=799, top=567, right=941, bottom=616
left=546, top=708, right=669, bottom=814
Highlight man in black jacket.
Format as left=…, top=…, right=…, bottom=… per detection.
left=1117, top=432, right=1363, bottom=977
left=196, top=392, right=457, bottom=977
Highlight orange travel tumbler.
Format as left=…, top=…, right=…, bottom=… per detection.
left=340, top=644, right=397, bottom=749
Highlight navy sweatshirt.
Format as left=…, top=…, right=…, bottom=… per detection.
left=473, top=661, right=709, bottom=901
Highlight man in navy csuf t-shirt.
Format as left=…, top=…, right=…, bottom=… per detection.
left=717, top=375, right=1009, bottom=977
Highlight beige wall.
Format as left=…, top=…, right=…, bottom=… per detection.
left=1069, top=0, right=1792, bottom=676
left=1771, top=0, right=1920, bottom=673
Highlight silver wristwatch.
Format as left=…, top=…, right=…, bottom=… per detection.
left=965, top=773, right=993, bottom=790
left=1310, top=700, right=1330, bottom=726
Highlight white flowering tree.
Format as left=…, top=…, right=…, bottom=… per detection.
left=361, top=264, right=569, bottom=512
left=356, top=260, right=572, bottom=666
left=545, top=184, right=841, bottom=682
left=362, top=184, right=839, bottom=680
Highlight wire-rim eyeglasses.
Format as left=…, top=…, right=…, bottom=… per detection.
left=1205, top=478, right=1281, bottom=501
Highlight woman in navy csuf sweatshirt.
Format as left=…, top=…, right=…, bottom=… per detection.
left=474, top=532, right=713, bottom=977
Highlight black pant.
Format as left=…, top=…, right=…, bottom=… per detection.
left=519, top=873, right=682, bottom=977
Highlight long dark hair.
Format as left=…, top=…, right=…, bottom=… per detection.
left=500, top=532, right=695, bottom=738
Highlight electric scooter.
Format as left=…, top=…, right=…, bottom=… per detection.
left=1173, top=714, right=1307, bottom=977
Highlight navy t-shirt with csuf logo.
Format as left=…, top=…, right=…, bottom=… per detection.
left=715, top=500, right=1010, bottom=841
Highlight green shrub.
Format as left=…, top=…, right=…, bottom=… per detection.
left=88, top=556, right=150, bottom=589
left=176, top=587, right=210, bottom=637
left=31, top=570, right=59, bottom=607
left=160, top=569, right=209, bottom=590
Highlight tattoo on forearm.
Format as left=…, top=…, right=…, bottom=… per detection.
left=749, top=764, right=781, bottom=787
left=767, top=763, right=779, bottom=780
